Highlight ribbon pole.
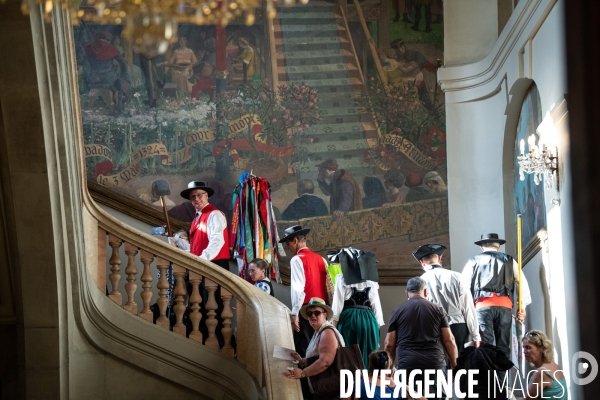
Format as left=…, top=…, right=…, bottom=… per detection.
left=517, top=214, right=523, bottom=317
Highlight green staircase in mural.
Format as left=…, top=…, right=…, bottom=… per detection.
left=274, top=1, right=379, bottom=181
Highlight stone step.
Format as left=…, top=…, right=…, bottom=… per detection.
left=278, top=3, right=335, bottom=14
left=305, top=121, right=367, bottom=136
left=281, top=55, right=348, bottom=67
left=277, top=41, right=352, bottom=52
left=296, top=159, right=374, bottom=176
left=303, top=139, right=369, bottom=154
left=282, top=77, right=362, bottom=88
left=283, top=62, right=354, bottom=74
left=280, top=35, right=343, bottom=46
left=281, top=70, right=353, bottom=83
left=281, top=48, right=348, bottom=59
left=276, top=16, right=338, bottom=24
left=279, top=31, right=346, bottom=40
left=277, top=23, right=342, bottom=33
left=313, top=95, right=357, bottom=108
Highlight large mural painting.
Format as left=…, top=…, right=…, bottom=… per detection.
left=76, top=0, right=448, bottom=284
left=514, top=83, right=547, bottom=249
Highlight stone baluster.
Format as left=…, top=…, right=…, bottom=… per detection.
left=108, top=234, right=123, bottom=306
left=123, top=243, right=139, bottom=315
left=155, top=257, right=171, bottom=329
left=139, top=250, right=154, bottom=322
left=221, top=288, right=235, bottom=358
left=188, top=271, right=203, bottom=343
left=172, top=265, right=187, bottom=336
left=204, top=278, right=219, bottom=350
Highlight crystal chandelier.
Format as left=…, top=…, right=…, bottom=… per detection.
left=15, top=0, right=308, bottom=56
left=517, top=135, right=558, bottom=188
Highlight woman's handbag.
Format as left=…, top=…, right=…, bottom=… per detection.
left=306, top=342, right=364, bottom=397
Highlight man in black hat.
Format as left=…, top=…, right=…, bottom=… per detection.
left=179, top=181, right=229, bottom=267
left=179, top=181, right=232, bottom=349
left=461, top=233, right=531, bottom=360
left=316, top=158, right=362, bottom=217
left=413, top=243, right=480, bottom=354
left=279, top=225, right=328, bottom=357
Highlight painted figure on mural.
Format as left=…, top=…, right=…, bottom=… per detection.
left=423, top=171, right=447, bottom=197
left=167, top=37, right=197, bottom=94
left=405, top=173, right=433, bottom=203
left=362, top=176, right=387, bottom=209
left=393, top=0, right=414, bottom=23
left=381, top=49, right=405, bottom=88
left=201, top=37, right=233, bottom=85
left=316, top=158, right=363, bottom=217
left=84, top=31, right=130, bottom=113
left=384, top=170, right=408, bottom=205
left=236, top=37, right=258, bottom=83
left=281, top=179, right=329, bottom=221
left=190, top=62, right=215, bottom=100
left=411, top=0, right=433, bottom=33
left=390, top=38, right=438, bottom=109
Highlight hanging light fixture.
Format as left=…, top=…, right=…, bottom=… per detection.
left=14, top=0, right=309, bottom=56
left=517, top=131, right=559, bottom=189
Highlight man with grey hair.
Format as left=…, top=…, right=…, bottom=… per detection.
left=384, top=276, right=458, bottom=399
left=461, top=233, right=531, bottom=360
left=281, top=179, right=329, bottom=220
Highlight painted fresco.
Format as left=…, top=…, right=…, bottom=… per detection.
left=76, top=1, right=448, bottom=282
left=514, top=84, right=547, bottom=248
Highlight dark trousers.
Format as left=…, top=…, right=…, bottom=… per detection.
left=293, top=312, right=315, bottom=358
left=412, top=3, right=432, bottom=31
left=477, top=306, right=512, bottom=360
left=450, top=322, right=470, bottom=355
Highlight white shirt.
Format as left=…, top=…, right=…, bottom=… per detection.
left=421, top=264, right=481, bottom=342
left=290, top=247, right=328, bottom=315
left=192, top=206, right=228, bottom=261
left=461, top=251, right=532, bottom=308
left=331, top=275, right=385, bottom=326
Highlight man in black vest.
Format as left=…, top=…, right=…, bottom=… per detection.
left=461, top=233, right=531, bottom=360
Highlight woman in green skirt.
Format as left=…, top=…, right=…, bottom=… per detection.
left=331, top=274, right=384, bottom=369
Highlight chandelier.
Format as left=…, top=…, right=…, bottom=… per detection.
left=16, top=0, right=308, bottom=56
left=517, top=134, right=558, bottom=188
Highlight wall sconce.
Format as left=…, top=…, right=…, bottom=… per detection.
left=517, top=133, right=558, bottom=188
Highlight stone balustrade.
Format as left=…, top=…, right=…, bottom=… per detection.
left=100, top=230, right=238, bottom=356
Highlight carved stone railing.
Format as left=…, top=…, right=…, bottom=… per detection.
left=102, top=231, right=236, bottom=354
left=86, top=207, right=302, bottom=399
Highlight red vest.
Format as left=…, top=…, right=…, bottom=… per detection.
left=190, top=204, right=230, bottom=261
left=296, top=248, right=327, bottom=302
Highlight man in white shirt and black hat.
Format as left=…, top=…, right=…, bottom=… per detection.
left=178, top=181, right=232, bottom=349
left=413, top=243, right=480, bottom=354
left=279, top=225, right=328, bottom=357
left=179, top=181, right=230, bottom=269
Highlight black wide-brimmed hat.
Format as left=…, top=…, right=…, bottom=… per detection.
left=474, top=233, right=506, bottom=246
left=180, top=181, right=214, bottom=200
left=279, top=225, right=311, bottom=243
left=412, top=243, right=447, bottom=262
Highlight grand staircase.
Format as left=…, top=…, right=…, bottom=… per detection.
left=274, top=1, right=379, bottom=182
